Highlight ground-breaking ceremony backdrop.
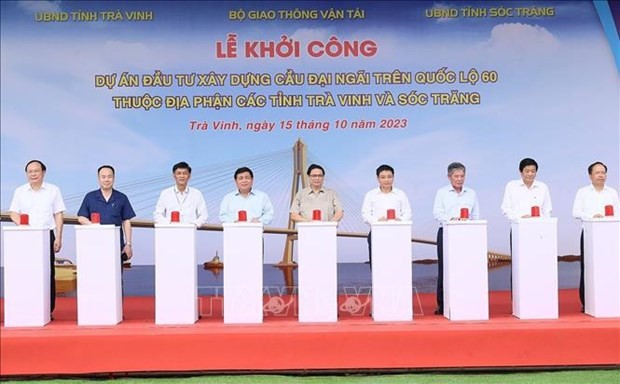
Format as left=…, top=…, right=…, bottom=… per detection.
left=1, top=1, right=618, bottom=265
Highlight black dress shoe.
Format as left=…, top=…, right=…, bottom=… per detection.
left=434, top=308, right=443, bottom=315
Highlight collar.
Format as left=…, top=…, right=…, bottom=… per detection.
left=27, top=182, right=47, bottom=191
left=377, top=187, right=394, bottom=195
left=97, top=188, right=116, bottom=201
left=307, top=187, right=325, bottom=195
left=448, top=185, right=468, bottom=194
left=519, top=180, right=539, bottom=189
left=587, top=184, right=608, bottom=192
left=174, top=186, right=190, bottom=194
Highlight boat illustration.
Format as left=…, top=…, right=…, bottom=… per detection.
left=203, top=251, right=223, bottom=269
left=55, top=257, right=77, bottom=280
left=55, top=257, right=77, bottom=292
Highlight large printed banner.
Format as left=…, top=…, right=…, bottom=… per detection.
left=1, top=1, right=618, bottom=264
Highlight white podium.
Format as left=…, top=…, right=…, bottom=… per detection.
left=223, top=222, right=263, bottom=324
left=583, top=218, right=620, bottom=317
left=155, top=223, right=198, bottom=325
left=297, top=221, right=338, bottom=323
left=2, top=226, right=51, bottom=327
left=370, top=221, right=413, bottom=321
left=75, top=225, right=122, bottom=326
left=511, top=218, right=558, bottom=319
left=444, top=220, right=489, bottom=321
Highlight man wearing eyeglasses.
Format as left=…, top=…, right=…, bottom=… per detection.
left=290, top=164, right=344, bottom=223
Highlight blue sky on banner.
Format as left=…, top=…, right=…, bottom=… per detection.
left=1, top=1, right=618, bottom=264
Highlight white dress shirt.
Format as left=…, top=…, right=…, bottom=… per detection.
left=154, top=186, right=208, bottom=226
left=501, top=179, right=552, bottom=221
left=361, top=187, right=412, bottom=224
left=9, top=182, right=66, bottom=230
left=572, top=184, right=619, bottom=221
left=433, top=185, right=480, bottom=227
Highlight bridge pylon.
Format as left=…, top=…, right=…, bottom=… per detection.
left=279, top=139, right=308, bottom=266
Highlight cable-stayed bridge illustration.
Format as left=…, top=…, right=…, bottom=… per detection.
left=52, top=140, right=510, bottom=265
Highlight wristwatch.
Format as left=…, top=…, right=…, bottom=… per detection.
left=125, top=242, right=132, bottom=246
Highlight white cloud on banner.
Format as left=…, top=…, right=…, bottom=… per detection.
left=17, top=0, right=61, bottom=14
left=289, top=28, right=331, bottom=44
left=0, top=40, right=169, bottom=179
left=485, top=22, right=560, bottom=53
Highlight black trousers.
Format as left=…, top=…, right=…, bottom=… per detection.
left=579, top=230, right=585, bottom=307
left=366, top=231, right=372, bottom=269
left=49, top=230, right=56, bottom=313
left=436, top=227, right=444, bottom=311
